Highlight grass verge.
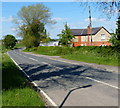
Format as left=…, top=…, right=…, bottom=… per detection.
left=61, top=53, right=118, bottom=66
left=24, top=46, right=119, bottom=66
left=14, top=42, right=24, bottom=49
left=2, top=54, right=45, bottom=107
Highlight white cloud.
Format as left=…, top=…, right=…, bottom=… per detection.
left=0, top=16, right=15, bottom=22
left=11, top=27, right=19, bottom=32
left=85, top=17, right=106, bottom=22
left=52, top=17, right=69, bottom=22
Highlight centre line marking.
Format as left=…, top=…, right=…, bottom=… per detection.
left=41, top=62, right=119, bottom=89
left=86, top=76, right=119, bottom=89
left=13, top=51, right=119, bottom=90
left=28, top=57, right=38, bottom=61
left=14, top=52, right=38, bottom=62
left=42, top=62, right=63, bottom=69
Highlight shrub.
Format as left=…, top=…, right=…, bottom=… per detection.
left=25, top=46, right=119, bottom=59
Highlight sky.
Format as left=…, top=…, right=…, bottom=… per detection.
left=1, top=2, right=118, bottom=40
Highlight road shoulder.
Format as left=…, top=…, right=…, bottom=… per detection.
left=22, top=51, right=119, bottom=73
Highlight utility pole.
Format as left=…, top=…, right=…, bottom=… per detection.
left=89, top=6, right=92, bottom=46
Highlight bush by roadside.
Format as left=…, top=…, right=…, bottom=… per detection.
left=24, top=46, right=119, bottom=66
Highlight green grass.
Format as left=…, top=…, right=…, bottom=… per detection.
left=24, top=46, right=119, bottom=66
left=2, top=54, right=45, bottom=107
left=1, top=42, right=24, bottom=54
left=14, top=42, right=24, bottom=49
left=2, top=88, right=44, bottom=106
left=61, top=53, right=118, bottom=66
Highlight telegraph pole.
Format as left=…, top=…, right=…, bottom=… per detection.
left=89, top=6, right=92, bottom=46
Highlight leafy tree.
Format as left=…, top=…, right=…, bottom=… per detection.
left=3, top=35, right=17, bottom=49
left=109, top=16, right=120, bottom=46
left=58, top=23, right=74, bottom=47
left=15, top=4, right=54, bottom=48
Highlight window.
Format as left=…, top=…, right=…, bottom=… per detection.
left=101, top=34, right=105, bottom=40
left=73, top=36, right=78, bottom=42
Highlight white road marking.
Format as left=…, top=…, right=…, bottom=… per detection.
left=28, top=57, right=38, bottom=61
left=7, top=52, right=58, bottom=107
left=86, top=77, right=119, bottom=89
left=42, top=62, right=62, bottom=69
left=42, top=62, right=49, bottom=65
left=13, top=51, right=38, bottom=62
left=13, top=51, right=119, bottom=90
left=7, top=52, right=30, bottom=78
left=42, top=61, right=119, bottom=90
left=41, top=57, right=120, bottom=90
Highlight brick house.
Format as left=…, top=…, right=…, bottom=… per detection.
left=71, top=26, right=111, bottom=47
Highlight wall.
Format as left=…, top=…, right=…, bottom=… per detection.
left=72, top=36, right=81, bottom=47
left=73, top=28, right=111, bottom=46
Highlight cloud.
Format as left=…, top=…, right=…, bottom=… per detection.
left=11, top=27, right=20, bottom=32
left=52, top=17, right=69, bottom=22
left=0, top=16, right=15, bottom=22
left=85, top=17, right=106, bottom=22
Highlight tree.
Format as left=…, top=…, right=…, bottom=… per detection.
left=15, top=4, right=53, bottom=48
left=77, top=1, right=119, bottom=19
left=3, top=35, right=17, bottom=49
left=116, top=16, right=120, bottom=41
left=109, top=16, right=120, bottom=46
left=58, top=23, right=74, bottom=47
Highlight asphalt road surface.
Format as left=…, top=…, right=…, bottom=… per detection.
left=8, top=49, right=119, bottom=107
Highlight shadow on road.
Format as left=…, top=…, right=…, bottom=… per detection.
left=19, top=63, right=117, bottom=90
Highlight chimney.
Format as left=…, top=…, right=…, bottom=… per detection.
left=87, top=26, right=91, bottom=46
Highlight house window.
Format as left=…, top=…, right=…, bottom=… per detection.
left=101, top=34, right=105, bottom=40
left=73, top=36, right=78, bottom=42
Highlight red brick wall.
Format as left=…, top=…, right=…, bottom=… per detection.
left=87, top=26, right=91, bottom=46
left=73, top=36, right=81, bottom=47
left=72, top=36, right=111, bottom=47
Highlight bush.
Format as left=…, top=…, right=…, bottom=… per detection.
left=25, top=46, right=119, bottom=59
left=3, top=35, right=17, bottom=49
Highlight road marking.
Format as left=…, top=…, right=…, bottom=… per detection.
left=13, top=51, right=38, bottom=62
left=7, top=52, right=58, bottom=107
left=13, top=51, right=119, bottom=90
left=42, top=62, right=49, bottom=65
left=42, top=61, right=119, bottom=89
left=86, top=77, right=120, bottom=89
left=50, top=58, right=79, bottom=65
left=7, top=52, right=30, bottom=78
left=42, top=62, right=63, bottom=69
left=28, top=57, right=38, bottom=61
left=40, top=56, right=120, bottom=90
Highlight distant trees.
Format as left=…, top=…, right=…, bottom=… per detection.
left=3, top=35, right=17, bottom=49
left=109, top=16, right=120, bottom=46
left=15, top=4, right=54, bottom=48
left=58, top=23, right=74, bottom=47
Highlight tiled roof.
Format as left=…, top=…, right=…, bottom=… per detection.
left=71, top=27, right=102, bottom=36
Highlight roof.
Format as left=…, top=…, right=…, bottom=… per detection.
left=70, top=27, right=106, bottom=36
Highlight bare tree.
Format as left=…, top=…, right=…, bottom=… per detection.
left=75, top=0, right=119, bottom=19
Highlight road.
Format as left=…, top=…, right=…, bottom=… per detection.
left=8, top=49, right=119, bottom=107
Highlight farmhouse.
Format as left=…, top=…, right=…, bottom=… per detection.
left=71, top=26, right=111, bottom=47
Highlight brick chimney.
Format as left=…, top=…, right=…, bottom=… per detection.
left=87, top=26, right=91, bottom=46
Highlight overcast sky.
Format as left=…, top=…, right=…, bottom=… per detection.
left=1, top=2, right=118, bottom=39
